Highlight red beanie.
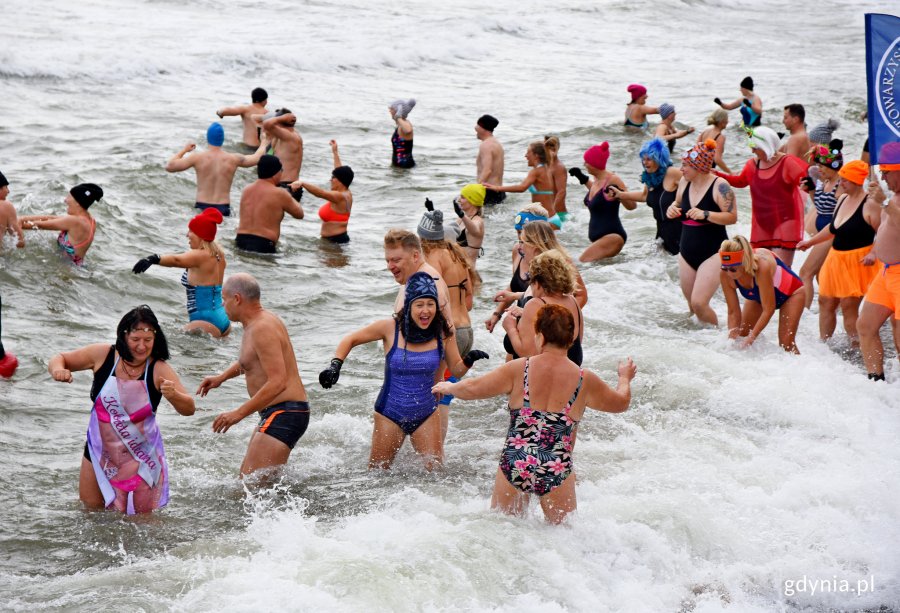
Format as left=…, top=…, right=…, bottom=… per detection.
left=584, top=142, right=610, bottom=170
left=188, top=208, right=224, bottom=242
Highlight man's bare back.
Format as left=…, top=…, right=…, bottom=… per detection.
left=477, top=137, right=504, bottom=185
left=166, top=141, right=264, bottom=205
left=237, top=180, right=302, bottom=242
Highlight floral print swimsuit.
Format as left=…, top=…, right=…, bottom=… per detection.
left=499, top=358, right=583, bottom=496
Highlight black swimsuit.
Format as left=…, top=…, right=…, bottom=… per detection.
left=584, top=182, right=626, bottom=243
left=510, top=257, right=529, bottom=293
left=830, top=195, right=874, bottom=251
left=503, top=296, right=583, bottom=365
left=678, top=180, right=728, bottom=270
left=646, top=185, right=681, bottom=255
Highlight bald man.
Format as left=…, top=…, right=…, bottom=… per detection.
left=198, top=273, right=310, bottom=479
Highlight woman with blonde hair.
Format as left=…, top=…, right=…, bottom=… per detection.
left=485, top=205, right=549, bottom=333
left=797, top=160, right=881, bottom=345
left=483, top=141, right=555, bottom=213
left=543, top=136, right=570, bottom=227
left=486, top=219, right=587, bottom=333
left=501, top=250, right=585, bottom=364
left=132, top=208, right=230, bottom=337
left=719, top=235, right=805, bottom=353
left=697, top=108, right=732, bottom=173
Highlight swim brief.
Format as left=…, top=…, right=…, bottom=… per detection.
left=484, top=189, right=506, bottom=206
left=196, top=202, right=231, bottom=217
left=257, top=401, right=310, bottom=450
left=236, top=233, right=277, bottom=254
left=323, top=232, right=350, bottom=244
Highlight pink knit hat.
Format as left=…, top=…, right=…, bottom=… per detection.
left=627, top=84, right=647, bottom=102
left=584, top=142, right=610, bottom=170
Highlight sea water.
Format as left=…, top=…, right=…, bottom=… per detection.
left=1, top=0, right=899, bottom=610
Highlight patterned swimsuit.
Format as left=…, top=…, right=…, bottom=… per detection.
left=499, top=359, right=583, bottom=496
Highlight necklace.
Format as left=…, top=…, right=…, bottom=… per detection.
left=121, top=360, right=145, bottom=379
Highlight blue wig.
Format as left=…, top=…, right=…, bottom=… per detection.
left=638, top=138, right=672, bottom=188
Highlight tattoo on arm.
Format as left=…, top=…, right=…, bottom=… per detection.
left=718, top=182, right=736, bottom=213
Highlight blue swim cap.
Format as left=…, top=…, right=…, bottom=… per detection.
left=514, top=211, right=547, bottom=231
left=207, top=122, right=225, bottom=147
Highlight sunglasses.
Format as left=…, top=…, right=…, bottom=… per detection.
left=721, top=266, right=740, bottom=273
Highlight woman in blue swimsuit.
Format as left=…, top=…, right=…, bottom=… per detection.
left=483, top=141, right=555, bottom=213
left=434, top=303, right=636, bottom=524
left=319, top=272, right=488, bottom=470
left=132, top=208, right=230, bottom=337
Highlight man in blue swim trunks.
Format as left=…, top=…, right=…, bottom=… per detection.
left=165, top=122, right=267, bottom=217
left=199, top=273, right=311, bottom=480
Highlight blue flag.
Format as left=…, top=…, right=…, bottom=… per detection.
left=866, top=13, right=900, bottom=165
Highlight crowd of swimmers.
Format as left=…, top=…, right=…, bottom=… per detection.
left=1, top=76, right=899, bottom=524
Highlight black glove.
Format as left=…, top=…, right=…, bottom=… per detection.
left=713, top=97, right=723, bottom=106
left=800, top=176, right=815, bottom=192
left=424, top=198, right=434, bottom=212
left=132, top=254, right=161, bottom=274
left=568, top=167, right=589, bottom=185
left=463, top=350, right=489, bottom=368
left=319, top=358, right=343, bottom=389
left=453, top=198, right=465, bottom=218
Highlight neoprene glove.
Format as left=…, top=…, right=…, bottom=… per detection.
left=568, top=167, right=589, bottom=185
left=319, top=358, right=343, bottom=389
left=714, top=97, right=723, bottom=106
left=424, top=198, right=434, bottom=212
left=132, top=254, right=161, bottom=274
left=463, top=350, right=489, bottom=368
left=453, top=198, right=465, bottom=218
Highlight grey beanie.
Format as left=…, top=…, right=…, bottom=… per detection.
left=658, top=102, right=675, bottom=120
left=808, top=118, right=840, bottom=145
left=417, top=209, right=444, bottom=241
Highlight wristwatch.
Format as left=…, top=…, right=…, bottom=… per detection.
left=703, top=210, right=710, bottom=221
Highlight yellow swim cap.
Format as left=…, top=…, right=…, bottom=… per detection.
left=460, top=183, right=486, bottom=207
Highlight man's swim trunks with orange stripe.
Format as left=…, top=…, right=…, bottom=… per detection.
left=257, top=401, right=310, bottom=449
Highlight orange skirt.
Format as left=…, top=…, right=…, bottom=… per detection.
left=818, top=245, right=879, bottom=298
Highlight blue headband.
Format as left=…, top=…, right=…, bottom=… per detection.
left=514, top=212, right=547, bottom=231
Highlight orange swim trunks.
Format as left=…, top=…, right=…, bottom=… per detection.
left=864, top=264, right=900, bottom=317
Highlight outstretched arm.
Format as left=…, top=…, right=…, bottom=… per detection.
left=717, top=97, right=742, bottom=111
left=432, top=360, right=516, bottom=400
left=165, top=143, right=197, bottom=172
left=330, top=140, right=343, bottom=168
left=713, top=160, right=753, bottom=188
left=216, top=104, right=250, bottom=118
left=582, top=359, right=635, bottom=413
left=236, top=138, right=268, bottom=168
left=484, top=168, right=536, bottom=193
